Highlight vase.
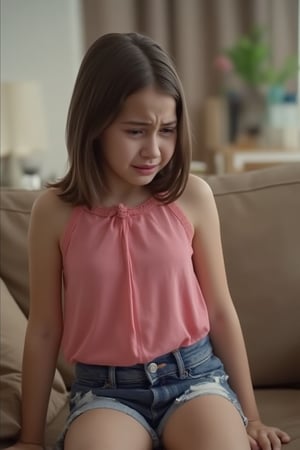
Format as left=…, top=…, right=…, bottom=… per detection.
left=238, top=86, right=267, bottom=139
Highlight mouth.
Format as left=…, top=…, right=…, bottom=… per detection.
left=132, top=165, right=159, bottom=175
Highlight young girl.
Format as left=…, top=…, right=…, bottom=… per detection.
left=8, top=32, right=290, bottom=450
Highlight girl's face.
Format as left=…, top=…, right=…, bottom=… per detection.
left=100, top=86, right=177, bottom=200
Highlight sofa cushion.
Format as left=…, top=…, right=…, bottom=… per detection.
left=206, top=164, right=300, bottom=387
left=255, top=389, right=300, bottom=450
left=0, top=278, right=68, bottom=440
left=0, top=189, right=38, bottom=318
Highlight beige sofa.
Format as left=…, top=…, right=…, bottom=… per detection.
left=1, top=163, right=300, bottom=449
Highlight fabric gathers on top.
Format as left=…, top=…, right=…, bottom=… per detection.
left=60, top=197, right=210, bottom=366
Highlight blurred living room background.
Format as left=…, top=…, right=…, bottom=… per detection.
left=1, top=0, right=299, bottom=188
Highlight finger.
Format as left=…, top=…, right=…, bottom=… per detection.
left=256, top=433, right=271, bottom=450
left=276, top=429, right=291, bottom=443
left=268, top=431, right=282, bottom=450
left=248, top=435, right=260, bottom=450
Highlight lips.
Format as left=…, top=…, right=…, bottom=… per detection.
left=133, top=165, right=158, bottom=169
left=132, top=164, right=159, bottom=175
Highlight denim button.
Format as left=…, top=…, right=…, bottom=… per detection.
left=148, top=362, right=158, bottom=373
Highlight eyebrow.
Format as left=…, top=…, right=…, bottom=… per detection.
left=120, top=120, right=177, bottom=126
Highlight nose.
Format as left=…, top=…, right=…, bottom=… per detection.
left=140, top=135, right=161, bottom=159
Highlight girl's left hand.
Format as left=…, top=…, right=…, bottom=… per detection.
left=247, top=420, right=291, bottom=450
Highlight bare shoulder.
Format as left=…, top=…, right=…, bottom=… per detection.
left=177, top=174, right=215, bottom=226
left=30, top=188, right=74, bottom=239
left=185, top=174, right=213, bottom=201
left=32, top=188, right=72, bottom=220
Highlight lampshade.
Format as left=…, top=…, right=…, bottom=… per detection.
left=0, top=81, right=47, bottom=158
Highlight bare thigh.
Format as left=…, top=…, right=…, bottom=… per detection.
left=64, top=408, right=153, bottom=450
left=162, top=395, right=250, bottom=450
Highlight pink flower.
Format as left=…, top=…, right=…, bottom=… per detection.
left=214, top=56, right=233, bottom=73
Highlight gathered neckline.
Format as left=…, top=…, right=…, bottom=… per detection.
left=82, top=196, right=158, bottom=217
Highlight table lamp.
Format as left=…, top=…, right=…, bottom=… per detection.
left=0, top=81, right=47, bottom=188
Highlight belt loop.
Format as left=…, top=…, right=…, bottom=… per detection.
left=172, top=349, right=186, bottom=378
left=108, top=366, right=116, bottom=387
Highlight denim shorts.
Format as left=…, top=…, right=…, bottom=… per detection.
left=55, top=335, right=247, bottom=449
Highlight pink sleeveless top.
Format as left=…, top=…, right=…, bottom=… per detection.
left=60, top=197, right=210, bottom=366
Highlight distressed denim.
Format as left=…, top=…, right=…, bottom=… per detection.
left=55, top=335, right=247, bottom=449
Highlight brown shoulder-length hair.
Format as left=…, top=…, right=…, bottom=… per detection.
left=50, top=32, right=192, bottom=207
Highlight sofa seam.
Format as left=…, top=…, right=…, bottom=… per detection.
left=212, top=180, right=300, bottom=197
left=0, top=207, right=32, bottom=214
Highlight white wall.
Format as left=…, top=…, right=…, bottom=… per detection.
left=1, top=0, right=84, bottom=180
left=298, top=0, right=300, bottom=104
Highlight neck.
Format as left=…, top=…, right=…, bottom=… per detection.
left=94, top=188, right=151, bottom=208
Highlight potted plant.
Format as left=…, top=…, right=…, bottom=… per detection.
left=214, top=27, right=298, bottom=140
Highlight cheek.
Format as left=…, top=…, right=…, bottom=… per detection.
left=164, top=138, right=177, bottom=158
left=101, top=134, right=128, bottom=161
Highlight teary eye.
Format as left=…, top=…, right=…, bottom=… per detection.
left=160, top=127, right=176, bottom=135
left=127, top=129, right=144, bottom=136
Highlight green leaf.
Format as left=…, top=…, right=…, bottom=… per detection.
left=220, top=26, right=298, bottom=88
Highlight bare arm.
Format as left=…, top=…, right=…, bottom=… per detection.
left=186, top=177, right=259, bottom=420
left=180, top=175, right=290, bottom=449
left=18, top=190, right=65, bottom=446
